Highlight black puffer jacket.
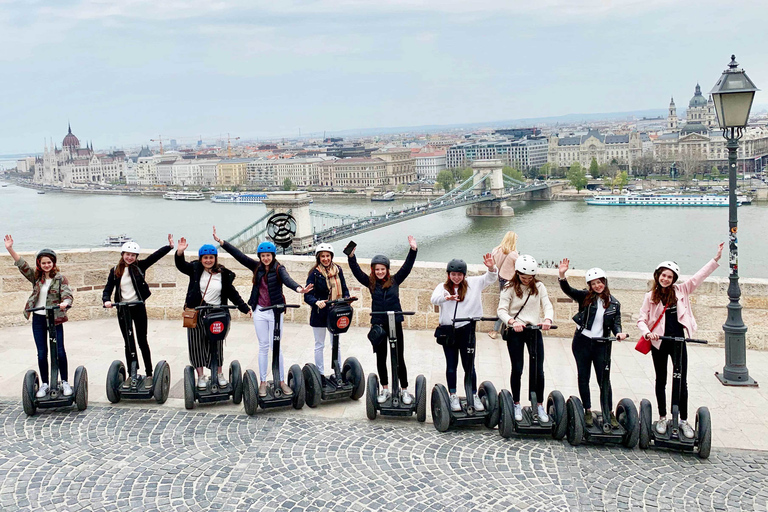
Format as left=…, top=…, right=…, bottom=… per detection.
left=102, top=245, right=173, bottom=303
left=559, top=278, right=622, bottom=337
left=220, top=241, right=301, bottom=310
left=348, top=248, right=417, bottom=325
left=174, top=252, right=249, bottom=313
left=304, top=265, right=350, bottom=328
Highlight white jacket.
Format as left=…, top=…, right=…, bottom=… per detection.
left=497, top=281, right=554, bottom=327
left=431, top=270, right=498, bottom=328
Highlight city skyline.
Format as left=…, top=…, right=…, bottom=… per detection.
left=2, top=0, right=767, bottom=154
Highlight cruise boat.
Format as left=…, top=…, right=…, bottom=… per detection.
left=586, top=194, right=737, bottom=207
left=371, top=191, right=395, bottom=202
left=211, top=192, right=268, bottom=204
left=163, top=191, right=206, bottom=201
left=104, top=235, right=134, bottom=247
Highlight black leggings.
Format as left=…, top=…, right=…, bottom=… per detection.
left=571, top=332, right=611, bottom=411
left=652, top=338, right=688, bottom=420
left=506, top=330, right=545, bottom=404
left=374, top=321, right=408, bottom=389
left=443, top=324, right=476, bottom=394
left=118, top=304, right=153, bottom=376
left=32, top=314, right=67, bottom=384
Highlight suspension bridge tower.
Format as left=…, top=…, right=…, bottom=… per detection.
left=262, top=191, right=315, bottom=254
left=466, top=159, right=514, bottom=217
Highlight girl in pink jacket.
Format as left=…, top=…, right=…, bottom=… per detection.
left=637, top=243, right=723, bottom=439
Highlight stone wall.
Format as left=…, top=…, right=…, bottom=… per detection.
left=2, top=249, right=767, bottom=349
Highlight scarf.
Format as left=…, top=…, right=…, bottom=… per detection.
left=318, top=264, right=342, bottom=301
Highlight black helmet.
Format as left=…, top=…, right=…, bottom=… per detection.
left=36, top=248, right=57, bottom=262
left=371, top=254, right=390, bottom=268
left=447, top=258, right=467, bottom=274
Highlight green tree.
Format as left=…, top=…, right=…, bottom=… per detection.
left=538, top=163, right=552, bottom=180
left=615, top=171, right=629, bottom=192
left=451, top=167, right=472, bottom=182
left=589, top=158, right=599, bottom=178
left=282, top=177, right=294, bottom=191
left=396, top=184, right=405, bottom=193
left=567, top=162, right=588, bottom=193
left=436, top=169, right=455, bottom=191
left=502, top=166, right=525, bottom=182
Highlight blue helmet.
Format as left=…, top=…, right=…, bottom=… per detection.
left=198, top=244, right=218, bottom=257
left=257, top=241, right=277, bottom=255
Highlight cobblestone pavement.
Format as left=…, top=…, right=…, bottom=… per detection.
left=1, top=401, right=767, bottom=512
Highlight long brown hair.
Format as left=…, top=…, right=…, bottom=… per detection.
left=252, top=257, right=278, bottom=284
left=308, top=253, right=334, bottom=278
left=114, top=256, right=131, bottom=280
left=505, top=271, right=539, bottom=298
left=369, top=265, right=393, bottom=292
left=199, top=255, right=222, bottom=275
left=584, top=277, right=611, bottom=308
left=651, top=268, right=677, bottom=306
left=35, top=257, right=59, bottom=282
left=443, top=274, right=468, bottom=302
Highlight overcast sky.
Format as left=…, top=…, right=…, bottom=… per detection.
left=1, top=0, right=766, bottom=154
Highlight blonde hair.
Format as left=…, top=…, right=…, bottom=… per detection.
left=499, top=231, right=518, bottom=254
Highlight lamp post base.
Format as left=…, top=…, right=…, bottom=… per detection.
left=715, top=371, right=758, bottom=387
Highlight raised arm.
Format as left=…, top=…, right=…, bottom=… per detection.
left=393, top=236, right=418, bottom=284
left=138, top=234, right=174, bottom=271
left=174, top=237, right=194, bottom=276
left=220, top=240, right=258, bottom=272
left=346, top=253, right=371, bottom=288
left=677, top=243, right=723, bottom=296
left=4, top=235, right=20, bottom=262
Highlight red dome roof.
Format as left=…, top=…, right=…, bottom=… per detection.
left=63, top=123, right=80, bottom=149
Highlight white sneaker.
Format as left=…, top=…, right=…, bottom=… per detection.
left=537, top=404, right=549, bottom=423
left=217, top=373, right=228, bottom=387
left=36, top=383, right=49, bottom=398
left=473, top=394, right=485, bottom=412
left=377, top=389, right=391, bottom=404
left=401, top=389, right=413, bottom=405
left=61, top=381, right=73, bottom=397
left=655, top=417, right=668, bottom=435
left=449, top=393, right=461, bottom=412
left=514, top=403, right=523, bottom=422
left=679, top=420, right=695, bottom=439
left=197, top=376, right=207, bottom=390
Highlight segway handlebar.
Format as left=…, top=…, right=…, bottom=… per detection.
left=452, top=316, right=498, bottom=323
left=591, top=336, right=619, bottom=342
left=523, top=324, right=558, bottom=330
left=195, top=304, right=239, bottom=311
left=326, top=297, right=358, bottom=306
left=658, top=335, right=708, bottom=344
left=371, top=311, right=415, bottom=316
left=26, top=304, right=71, bottom=313
left=105, top=301, right=145, bottom=308
left=258, top=304, right=300, bottom=312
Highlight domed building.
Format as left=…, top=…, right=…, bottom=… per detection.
left=667, top=84, right=716, bottom=134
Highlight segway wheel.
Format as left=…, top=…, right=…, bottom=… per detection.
left=566, top=396, right=584, bottom=446
left=498, top=390, right=514, bottom=438
left=289, top=364, right=305, bottom=410
left=153, top=360, right=171, bottom=404
left=696, top=406, right=712, bottom=459
left=431, top=384, right=452, bottom=433
left=106, top=360, right=125, bottom=404
left=547, top=390, right=567, bottom=440
left=343, top=357, right=365, bottom=400
left=303, top=364, right=323, bottom=408
left=638, top=399, right=653, bottom=450
left=74, top=366, right=88, bottom=411
left=243, top=369, right=259, bottom=416
left=617, top=398, right=639, bottom=448
left=415, top=375, right=427, bottom=423
left=183, top=365, right=196, bottom=410
left=22, top=370, right=38, bottom=416
left=230, top=361, right=243, bottom=405
left=479, top=381, right=499, bottom=428
left=366, top=373, right=379, bottom=420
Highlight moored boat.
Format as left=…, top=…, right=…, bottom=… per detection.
left=586, top=194, right=737, bottom=207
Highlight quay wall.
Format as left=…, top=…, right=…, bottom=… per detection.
left=2, top=249, right=767, bottom=350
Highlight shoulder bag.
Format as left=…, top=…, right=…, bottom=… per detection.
left=501, top=291, right=532, bottom=341
left=434, top=299, right=459, bottom=347
left=183, top=273, right=213, bottom=329
left=635, top=304, right=667, bottom=354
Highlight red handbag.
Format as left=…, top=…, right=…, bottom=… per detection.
left=635, top=305, right=667, bottom=354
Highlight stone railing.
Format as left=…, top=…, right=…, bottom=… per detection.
left=2, top=249, right=767, bottom=349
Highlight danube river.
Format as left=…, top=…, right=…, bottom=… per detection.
left=2, top=182, right=767, bottom=278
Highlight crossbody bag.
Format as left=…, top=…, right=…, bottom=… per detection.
left=182, top=272, right=213, bottom=329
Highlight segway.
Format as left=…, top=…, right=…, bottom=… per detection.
left=638, top=335, right=712, bottom=459
left=365, top=311, right=427, bottom=422
left=498, top=324, right=567, bottom=439
left=565, top=335, right=638, bottom=448
left=22, top=305, right=88, bottom=416
left=431, top=316, right=499, bottom=432
left=242, top=304, right=305, bottom=415
left=304, top=297, right=365, bottom=407
left=183, top=304, right=243, bottom=410
left=105, top=301, right=171, bottom=404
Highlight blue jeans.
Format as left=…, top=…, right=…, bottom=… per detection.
left=32, top=314, right=68, bottom=384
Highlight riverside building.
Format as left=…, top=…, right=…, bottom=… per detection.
left=447, top=137, right=548, bottom=170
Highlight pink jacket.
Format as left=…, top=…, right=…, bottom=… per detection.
left=492, top=247, right=519, bottom=281
left=637, top=259, right=719, bottom=349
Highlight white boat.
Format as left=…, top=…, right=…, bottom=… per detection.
left=211, top=192, right=267, bottom=204
left=371, top=191, right=395, bottom=202
left=104, top=235, right=134, bottom=247
left=163, top=191, right=206, bottom=201
left=586, top=194, right=737, bottom=207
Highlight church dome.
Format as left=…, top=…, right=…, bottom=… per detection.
left=62, top=124, right=80, bottom=149
left=688, top=84, right=708, bottom=108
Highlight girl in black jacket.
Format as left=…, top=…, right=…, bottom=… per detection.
left=347, top=235, right=417, bottom=405
left=213, top=227, right=313, bottom=398
left=175, top=237, right=250, bottom=390
left=102, top=234, right=174, bottom=386
left=558, top=258, right=627, bottom=428
left=304, top=243, right=350, bottom=376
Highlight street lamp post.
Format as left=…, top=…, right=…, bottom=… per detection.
left=710, top=55, right=759, bottom=386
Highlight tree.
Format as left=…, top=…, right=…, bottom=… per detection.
left=436, top=169, right=455, bottom=191
left=567, top=162, right=588, bottom=193
left=615, top=171, right=629, bottom=192
left=282, top=177, right=294, bottom=191
left=502, top=165, right=525, bottom=182
left=539, top=163, right=552, bottom=180
left=451, top=167, right=473, bottom=182
left=589, top=158, right=599, bottom=178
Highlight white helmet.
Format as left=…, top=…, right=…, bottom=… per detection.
left=515, top=254, right=538, bottom=276
left=315, top=243, right=334, bottom=257
left=585, top=267, right=606, bottom=284
left=121, top=241, right=141, bottom=254
left=656, top=261, right=680, bottom=277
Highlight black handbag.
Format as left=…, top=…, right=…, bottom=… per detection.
left=367, top=324, right=386, bottom=350
left=501, top=292, right=532, bottom=341
left=434, top=300, right=458, bottom=347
